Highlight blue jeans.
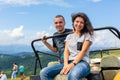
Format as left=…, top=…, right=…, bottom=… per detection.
left=40, top=60, right=90, bottom=80
left=11, top=70, right=17, bottom=79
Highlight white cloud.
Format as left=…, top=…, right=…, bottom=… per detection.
left=36, top=31, right=51, bottom=38
left=4, top=25, right=24, bottom=38
left=88, top=0, right=102, bottom=3
left=0, top=0, right=40, bottom=6
left=0, top=25, right=24, bottom=45
left=42, top=0, right=72, bottom=7
left=49, top=25, right=56, bottom=31
left=0, top=0, right=72, bottom=7
left=91, top=30, right=120, bottom=50
left=0, top=25, right=53, bottom=45
left=0, top=24, right=119, bottom=49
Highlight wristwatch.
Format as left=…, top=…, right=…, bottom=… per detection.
left=72, top=62, right=77, bottom=65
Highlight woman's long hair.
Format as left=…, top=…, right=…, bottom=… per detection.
left=71, top=12, right=94, bottom=35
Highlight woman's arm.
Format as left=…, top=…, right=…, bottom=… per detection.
left=60, top=41, right=70, bottom=74
left=72, top=40, right=91, bottom=64
left=63, top=41, right=69, bottom=65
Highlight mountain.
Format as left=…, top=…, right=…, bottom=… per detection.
left=0, top=43, right=119, bottom=56
left=0, top=44, right=53, bottom=55
left=0, top=53, right=35, bottom=78
left=0, top=51, right=58, bottom=78
left=0, top=44, right=36, bottom=55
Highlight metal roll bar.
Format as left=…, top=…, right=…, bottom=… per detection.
left=31, top=26, right=120, bottom=75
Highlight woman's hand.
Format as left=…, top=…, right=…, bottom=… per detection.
left=60, top=63, right=74, bottom=75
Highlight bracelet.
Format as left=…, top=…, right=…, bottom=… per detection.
left=72, top=62, right=77, bottom=65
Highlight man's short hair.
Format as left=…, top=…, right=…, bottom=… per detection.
left=55, top=15, right=65, bottom=22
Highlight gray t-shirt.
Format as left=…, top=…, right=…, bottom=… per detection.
left=65, top=33, right=93, bottom=63
left=53, top=29, right=72, bottom=57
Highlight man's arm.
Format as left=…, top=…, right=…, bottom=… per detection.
left=42, top=36, right=58, bottom=52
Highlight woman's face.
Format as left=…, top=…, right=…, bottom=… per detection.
left=73, top=17, right=84, bottom=32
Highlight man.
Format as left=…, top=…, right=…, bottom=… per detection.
left=42, top=15, right=72, bottom=62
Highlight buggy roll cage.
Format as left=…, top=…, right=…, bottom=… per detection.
left=31, top=26, right=120, bottom=75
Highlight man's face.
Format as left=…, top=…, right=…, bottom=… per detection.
left=54, top=17, right=65, bottom=33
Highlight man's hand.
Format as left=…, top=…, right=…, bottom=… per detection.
left=41, top=36, right=47, bottom=43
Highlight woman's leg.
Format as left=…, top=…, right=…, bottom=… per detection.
left=11, top=71, right=14, bottom=79
left=11, top=71, right=16, bottom=79
left=40, top=63, right=64, bottom=80
left=14, top=71, right=16, bottom=79
left=68, top=60, right=90, bottom=80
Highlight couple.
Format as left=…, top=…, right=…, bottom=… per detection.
left=40, top=12, right=94, bottom=80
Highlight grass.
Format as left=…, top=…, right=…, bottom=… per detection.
left=90, top=49, right=120, bottom=59
left=7, top=77, right=30, bottom=80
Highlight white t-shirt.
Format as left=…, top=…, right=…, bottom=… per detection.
left=65, top=33, right=93, bottom=63
left=0, top=74, right=7, bottom=80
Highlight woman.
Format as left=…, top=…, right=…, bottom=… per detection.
left=11, top=63, right=18, bottom=80
left=40, top=12, right=94, bottom=80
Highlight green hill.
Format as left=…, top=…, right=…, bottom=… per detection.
left=0, top=53, right=35, bottom=78
left=0, top=51, right=59, bottom=78
left=0, top=49, right=120, bottom=78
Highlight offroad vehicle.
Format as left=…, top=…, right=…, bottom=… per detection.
left=31, top=26, right=120, bottom=80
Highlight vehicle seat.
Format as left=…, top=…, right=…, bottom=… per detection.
left=100, top=55, right=120, bottom=80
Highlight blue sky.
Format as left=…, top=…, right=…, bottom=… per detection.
left=0, top=0, right=120, bottom=47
